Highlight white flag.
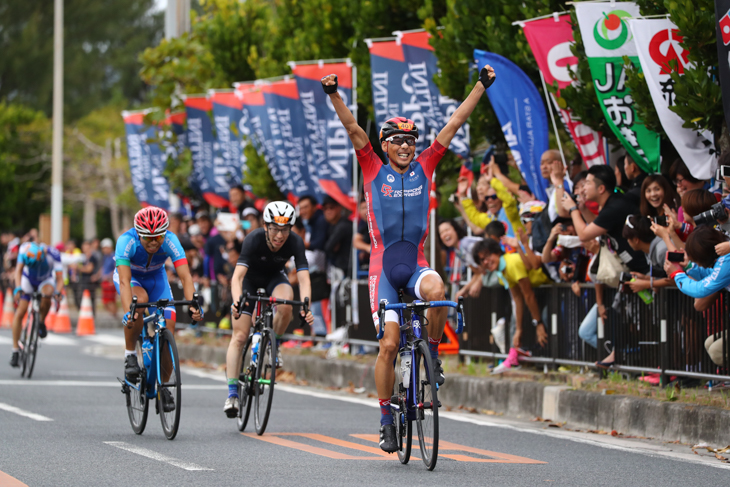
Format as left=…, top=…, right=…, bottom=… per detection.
left=628, top=18, right=717, bottom=179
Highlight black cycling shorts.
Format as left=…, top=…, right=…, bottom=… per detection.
left=239, top=270, right=291, bottom=316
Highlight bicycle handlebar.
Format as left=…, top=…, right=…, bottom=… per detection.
left=129, top=293, right=201, bottom=328
left=376, top=296, right=466, bottom=340
left=234, top=293, right=310, bottom=324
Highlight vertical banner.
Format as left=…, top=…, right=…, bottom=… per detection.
left=368, top=39, right=430, bottom=154
left=262, top=79, right=319, bottom=202
left=210, top=90, right=246, bottom=207
left=290, top=61, right=355, bottom=209
left=715, top=0, right=730, bottom=134
left=183, top=95, right=217, bottom=202
left=122, top=110, right=170, bottom=209
left=521, top=15, right=607, bottom=167
left=574, top=1, right=660, bottom=172
left=629, top=18, right=717, bottom=179
left=473, top=50, right=550, bottom=203
left=396, top=31, right=471, bottom=160
left=237, top=85, right=291, bottom=197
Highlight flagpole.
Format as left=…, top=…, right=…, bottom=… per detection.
left=511, top=11, right=568, bottom=26
left=539, top=71, right=567, bottom=168
left=287, top=58, right=352, bottom=67
left=351, top=61, right=360, bottom=327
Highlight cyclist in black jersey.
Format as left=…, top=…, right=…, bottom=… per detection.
left=223, top=201, right=314, bottom=417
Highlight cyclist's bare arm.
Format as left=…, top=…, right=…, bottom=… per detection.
left=14, top=261, right=23, bottom=290
left=436, top=64, right=495, bottom=149
left=230, top=265, right=249, bottom=318
left=295, top=270, right=314, bottom=324
left=54, top=270, right=64, bottom=295
left=322, top=74, right=368, bottom=151
left=117, top=265, right=134, bottom=317
left=175, top=263, right=202, bottom=320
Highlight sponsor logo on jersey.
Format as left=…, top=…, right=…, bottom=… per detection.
left=166, top=236, right=181, bottom=259
left=381, top=184, right=393, bottom=197
left=386, top=174, right=395, bottom=183
left=380, top=184, right=423, bottom=198
left=369, top=275, right=378, bottom=310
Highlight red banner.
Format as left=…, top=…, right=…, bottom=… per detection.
left=522, top=15, right=606, bottom=168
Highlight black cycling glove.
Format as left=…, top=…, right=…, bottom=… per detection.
left=479, top=66, right=496, bottom=89
left=321, top=74, right=338, bottom=94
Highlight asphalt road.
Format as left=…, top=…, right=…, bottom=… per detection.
left=1, top=327, right=729, bottom=486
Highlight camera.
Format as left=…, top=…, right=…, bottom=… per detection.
left=652, top=215, right=668, bottom=227
left=448, top=193, right=459, bottom=204
left=693, top=202, right=727, bottom=226
left=666, top=251, right=685, bottom=263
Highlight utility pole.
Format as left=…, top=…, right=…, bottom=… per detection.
left=51, top=0, right=64, bottom=245
left=165, top=0, right=191, bottom=39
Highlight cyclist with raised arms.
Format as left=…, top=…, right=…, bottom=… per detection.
left=224, top=201, right=315, bottom=418
left=116, top=207, right=203, bottom=412
left=9, top=242, right=64, bottom=367
left=322, top=63, right=495, bottom=452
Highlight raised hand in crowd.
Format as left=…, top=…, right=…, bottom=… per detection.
left=550, top=159, right=566, bottom=188
left=663, top=249, right=688, bottom=276
left=561, top=192, right=577, bottom=213
left=456, top=176, right=470, bottom=198
left=664, top=204, right=681, bottom=231
left=715, top=241, right=730, bottom=257
left=650, top=218, right=681, bottom=251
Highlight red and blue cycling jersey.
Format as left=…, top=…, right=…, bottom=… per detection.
left=357, top=140, right=446, bottom=326
left=113, top=228, right=188, bottom=320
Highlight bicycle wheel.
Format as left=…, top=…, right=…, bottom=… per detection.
left=158, top=328, right=182, bottom=440
left=393, top=350, right=412, bottom=464
left=24, top=312, right=40, bottom=379
left=237, top=334, right=254, bottom=432
left=19, top=313, right=31, bottom=377
left=126, top=336, right=149, bottom=435
left=254, top=330, right=276, bottom=435
left=414, top=340, right=439, bottom=470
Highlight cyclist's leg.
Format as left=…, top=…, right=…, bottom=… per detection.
left=143, top=271, right=178, bottom=382
left=38, top=278, right=56, bottom=323
left=370, top=252, right=400, bottom=425
left=114, top=270, right=148, bottom=353
left=407, top=266, right=446, bottom=357
left=11, top=276, right=34, bottom=349
left=225, top=276, right=256, bottom=401
left=269, top=272, right=293, bottom=337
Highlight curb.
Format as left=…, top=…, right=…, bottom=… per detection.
left=177, top=344, right=730, bottom=446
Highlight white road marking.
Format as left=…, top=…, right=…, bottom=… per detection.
left=104, top=442, right=212, bottom=471
left=84, top=334, right=125, bottom=346
left=0, top=380, right=220, bottom=389
left=0, top=402, right=53, bottom=422
left=42, top=334, right=77, bottom=346
left=0, top=336, right=12, bottom=345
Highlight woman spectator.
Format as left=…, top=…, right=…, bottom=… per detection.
left=639, top=174, right=679, bottom=219
left=670, top=158, right=706, bottom=200
left=438, top=219, right=484, bottom=297
left=455, top=172, right=514, bottom=237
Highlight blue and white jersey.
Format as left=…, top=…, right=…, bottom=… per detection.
left=19, top=242, right=63, bottom=284
left=114, top=228, right=188, bottom=276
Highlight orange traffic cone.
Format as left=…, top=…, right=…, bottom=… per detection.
left=54, top=293, right=72, bottom=334
left=1, top=289, right=14, bottom=328
left=45, top=301, right=57, bottom=332
left=76, top=289, right=96, bottom=336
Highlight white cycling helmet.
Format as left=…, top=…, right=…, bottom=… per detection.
left=263, top=201, right=296, bottom=226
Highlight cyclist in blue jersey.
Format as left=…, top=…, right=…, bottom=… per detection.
left=115, top=207, right=202, bottom=411
left=9, top=242, right=64, bottom=367
left=322, top=63, right=495, bottom=452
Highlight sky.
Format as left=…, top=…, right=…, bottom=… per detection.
left=153, top=0, right=167, bottom=12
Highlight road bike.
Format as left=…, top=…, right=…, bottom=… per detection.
left=234, top=290, right=308, bottom=435
left=377, top=294, right=465, bottom=471
left=18, top=292, right=59, bottom=379
left=119, top=294, right=200, bottom=440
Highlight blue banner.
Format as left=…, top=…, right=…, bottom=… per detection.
left=263, top=80, right=319, bottom=200
left=291, top=62, right=354, bottom=209
left=122, top=111, right=170, bottom=209
left=210, top=91, right=246, bottom=205
left=183, top=96, right=215, bottom=201
left=239, top=86, right=290, bottom=196
left=473, top=49, right=550, bottom=202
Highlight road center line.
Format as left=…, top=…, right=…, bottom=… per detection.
left=0, top=380, right=220, bottom=389
left=0, top=402, right=53, bottom=422
left=104, top=442, right=212, bottom=471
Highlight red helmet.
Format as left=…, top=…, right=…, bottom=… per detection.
left=134, top=207, right=169, bottom=237
left=379, top=117, right=419, bottom=142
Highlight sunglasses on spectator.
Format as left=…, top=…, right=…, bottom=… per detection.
left=485, top=194, right=499, bottom=201
left=386, top=135, right=416, bottom=146
left=141, top=235, right=165, bottom=242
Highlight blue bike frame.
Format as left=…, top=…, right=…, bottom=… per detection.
left=124, top=308, right=171, bottom=400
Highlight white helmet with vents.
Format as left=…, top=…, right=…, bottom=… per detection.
left=263, top=201, right=296, bottom=226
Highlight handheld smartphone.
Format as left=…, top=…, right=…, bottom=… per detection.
left=719, top=165, right=730, bottom=179
left=666, top=251, right=685, bottom=263
left=653, top=215, right=668, bottom=227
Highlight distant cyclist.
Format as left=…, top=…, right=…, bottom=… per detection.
left=224, top=201, right=314, bottom=418
left=115, top=207, right=203, bottom=412
left=9, top=242, right=64, bottom=367
left=322, top=62, right=495, bottom=452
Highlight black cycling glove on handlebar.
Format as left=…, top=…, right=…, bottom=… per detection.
left=321, top=74, right=338, bottom=94
left=479, top=66, right=495, bottom=89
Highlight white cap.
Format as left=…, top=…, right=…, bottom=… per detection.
left=188, top=224, right=202, bottom=236
left=101, top=238, right=113, bottom=248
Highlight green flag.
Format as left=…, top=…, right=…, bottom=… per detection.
left=574, top=1, right=660, bottom=172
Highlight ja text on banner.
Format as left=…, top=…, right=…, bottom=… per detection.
left=290, top=61, right=354, bottom=209
left=473, top=49, right=550, bottom=203
left=574, top=1, right=660, bottom=172
left=521, top=14, right=607, bottom=167
left=629, top=18, right=716, bottom=180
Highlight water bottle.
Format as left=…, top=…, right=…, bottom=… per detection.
left=631, top=278, right=654, bottom=305
left=401, top=351, right=412, bottom=389
left=142, top=337, right=153, bottom=369
left=251, top=332, right=261, bottom=365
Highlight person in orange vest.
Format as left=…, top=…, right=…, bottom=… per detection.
left=9, top=242, right=64, bottom=367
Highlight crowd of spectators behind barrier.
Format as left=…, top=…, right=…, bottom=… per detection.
left=3, top=152, right=730, bottom=379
